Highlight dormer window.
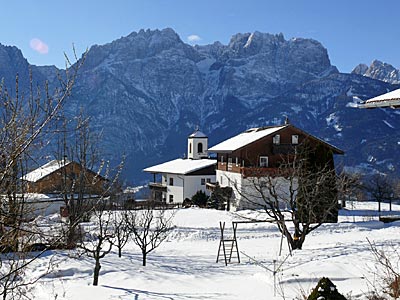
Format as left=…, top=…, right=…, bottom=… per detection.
left=273, top=134, right=280, bottom=145
left=189, top=143, right=192, bottom=154
left=292, top=135, right=299, bottom=144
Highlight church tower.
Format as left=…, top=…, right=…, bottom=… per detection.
left=187, top=128, right=208, bottom=160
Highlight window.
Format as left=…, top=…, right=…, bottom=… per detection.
left=169, top=177, right=174, bottom=186
left=220, top=156, right=224, bottom=164
left=235, top=157, right=239, bottom=166
left=189, top=142, right=192, bottom=154
left=169, top=195, right=174, bottom=203
left=220, top=176, right=223, bottom=185
left=206, top=178, right=211, bottom=183
left=197, top=142, right=203, bottom=153
left=228, top=157, right=232, bottom=165
left=259, top=156, right=269, bottom=167
left=292, top=135, right=299, bottom=144
left=201, top=178, right=206, bottom=185
left=273, top=134, right=280, bottom=145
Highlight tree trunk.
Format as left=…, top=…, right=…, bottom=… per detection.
left=93, top=259, right=101, bottom=286
left=291, top=240, right=303, bottom=250
left=118, top=247, right=122, bottom=258
left=288, top=232, right=304, bottom=250
left=142, top=251, right=147, bottom=266
left=378, top=200, right=381, bottom=216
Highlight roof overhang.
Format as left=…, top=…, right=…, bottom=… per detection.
left=358, top=88, right=400, bottom=109
left=358, top=99, right=400, bottom=109
left=143, top=158, right=217, bottom=175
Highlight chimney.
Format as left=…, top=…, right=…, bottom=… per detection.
left=284, top=116, right=290, bottom=125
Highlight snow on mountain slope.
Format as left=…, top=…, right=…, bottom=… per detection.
left=1, top=29, right=400, bottom=182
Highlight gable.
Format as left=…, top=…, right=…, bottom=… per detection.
left=209, top=124, right=343, bottom=155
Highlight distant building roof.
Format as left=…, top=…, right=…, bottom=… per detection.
left=209, top=125, right=287, bottom=152
left=143, top=158, right=216, bottom=175
left=358, top=88, right=400, bottom=109
left=23, top=159, right=71, bottom=183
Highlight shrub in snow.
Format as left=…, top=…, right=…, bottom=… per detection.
left=191, top=191, right=208, bottom=208
left=307, top=277, right=347, bottom=300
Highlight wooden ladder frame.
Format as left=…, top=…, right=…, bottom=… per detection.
left=216, top=221, right=240, bottom=266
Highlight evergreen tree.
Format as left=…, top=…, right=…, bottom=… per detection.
left=308, top=277, right=347, bottom=300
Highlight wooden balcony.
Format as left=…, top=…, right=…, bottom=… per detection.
left=240, top=167, right=289, bottom=178
left=148, top=182, right=167, bottom=192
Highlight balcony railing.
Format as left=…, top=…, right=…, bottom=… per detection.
left=148, top=182, right=167, bottom=192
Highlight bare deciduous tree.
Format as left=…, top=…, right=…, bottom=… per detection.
left=124, top=202, right=175, bottom=266
left=0, top=52, right=85, bottom=298
left=234, top=147, right=342, bottom=251
left=56, top=111, right=105, bottom=247
left=79, top=205, right=115, bottom=286
left=364, top=174, right=395, bottom=215
left=367, top=238, right=400, bottom=299
left=78, top=159, right=124, bottom=286
left=111, top=210, right=130, bottom=258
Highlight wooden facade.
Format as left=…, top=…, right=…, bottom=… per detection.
left=25, top=161, right=107, bottom=195
left=214, top=125, right=343, bottom=178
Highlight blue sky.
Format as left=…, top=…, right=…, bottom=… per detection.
left=1, top=1, right=399, bottom=72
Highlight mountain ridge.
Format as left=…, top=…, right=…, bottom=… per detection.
left=1, top=28, right=400, bottom=183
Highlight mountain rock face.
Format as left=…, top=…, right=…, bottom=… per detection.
left=0, top=43, right=47, bottom=92
left=352, top=60, right=400, bottom=84
left=1, top=29, right=400, bottom=183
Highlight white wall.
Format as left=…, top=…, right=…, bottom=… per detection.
left=163, top=173, right=216, bottom=204
left=165, top=174, right=184, bottom=204
left=216, top=170, right=296, bottom=211
left=184, top=175, right=215, bottom=200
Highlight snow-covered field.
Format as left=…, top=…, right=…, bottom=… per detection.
left=24, top=201, right=400, bottom=299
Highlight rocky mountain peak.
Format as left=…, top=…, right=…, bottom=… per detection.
left=0, top=43, right=37, bottom=92
left=84, top=27, right=200, bottom=70
left=352, top=63, right=369, bottom=75
left=226, top=31, right=285, bottom=56
left=352, top=60, right=400, bottom=84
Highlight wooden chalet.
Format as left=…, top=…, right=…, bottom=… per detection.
left=208, top=119, right=344, bottom=211
left=209, top=121, right=343, bottom=179
left=23, top=159, right=107, bottom=195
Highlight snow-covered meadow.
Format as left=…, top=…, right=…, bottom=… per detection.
left=24, top=201, right=400, bottom=299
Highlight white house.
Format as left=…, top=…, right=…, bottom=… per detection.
left=143, top=129, right=216, bottom=204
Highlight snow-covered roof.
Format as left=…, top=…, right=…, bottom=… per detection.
left=23, top=159, right=71, bottom=182
left=359, top=88, right=400, bottom=109
left=209, top=125, right=288, bottom=152
left=209, top=124, right=344, bottom=154
left=143, top=158, right=216, bottom=175
left=189, top=130, right=207, bottom=138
